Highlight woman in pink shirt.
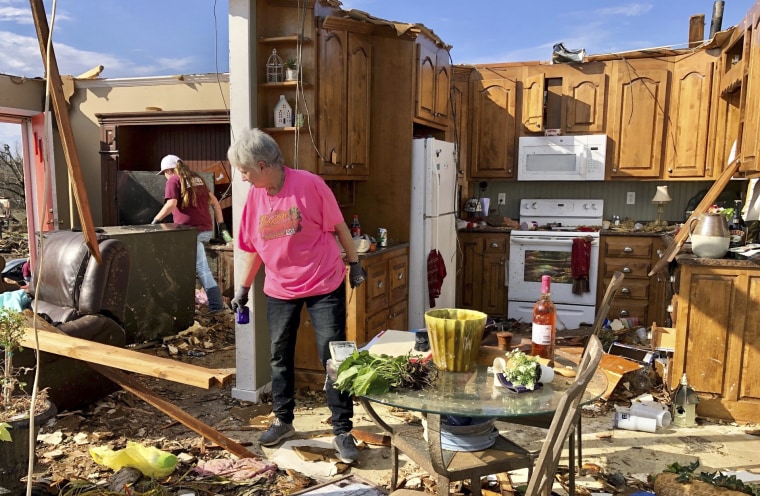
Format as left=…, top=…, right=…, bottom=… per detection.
left=228, top=128, right=366, bottom=464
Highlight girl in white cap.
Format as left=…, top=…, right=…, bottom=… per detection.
left=152, top=154, right=226, bottom=313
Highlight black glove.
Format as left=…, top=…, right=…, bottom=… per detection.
left=218, top=222, right=228, bottom=233
left=231, top=286, right=250, bottom=311
left=349, top=262, right=366, bottom=288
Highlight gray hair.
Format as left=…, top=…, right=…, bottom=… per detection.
left=227, top=128, right=284, bottom=171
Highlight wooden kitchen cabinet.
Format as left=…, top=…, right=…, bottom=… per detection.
left=607, top=59, right=670, bottom=179
left=673, top=259, right=760, bottom=422
left=456, top=232, right=509, bottom=316
left=521, top=63, right=607, bottom=135
left=664, top=51, right=716, bottom=179
left=469, top=78, right=517, bottom=179
left=598, top=235, right=667, bottom=326
left=415, top=35, right=451, bottom=129
left=317, top=20, right=372, bottom=179
left=295, top=244, right=409, bottom=388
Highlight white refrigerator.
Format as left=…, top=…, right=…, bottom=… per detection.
left=408, top=137, right=458, bottom=330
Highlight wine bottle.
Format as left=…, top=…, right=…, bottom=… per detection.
left=531, top=275, right=556, bottom=361
left=728, top=200, right=746, bottom=248
left=350, top=214, right=361, bottom=237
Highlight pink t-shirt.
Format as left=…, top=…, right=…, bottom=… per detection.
left=238, top=167, right=347, bottom=299
left=164, top=174, right=213, bottom=232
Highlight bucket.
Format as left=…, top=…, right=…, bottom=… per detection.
left=424, top=309, right=487, bottom=372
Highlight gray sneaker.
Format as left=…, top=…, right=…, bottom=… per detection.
left=332, top=432, right=359, bottom=464
left=259, top=419, right=295, bottom=446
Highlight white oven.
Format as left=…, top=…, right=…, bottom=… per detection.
left=507, top=199, right=603, bottom=329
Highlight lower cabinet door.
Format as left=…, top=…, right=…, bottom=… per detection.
left=387, top=300, right=408, bottom=332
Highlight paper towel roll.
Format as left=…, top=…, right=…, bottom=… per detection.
left=630, top=402, right=672, bottom=428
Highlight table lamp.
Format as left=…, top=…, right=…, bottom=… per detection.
left=651, top=185, right=672, bottom=226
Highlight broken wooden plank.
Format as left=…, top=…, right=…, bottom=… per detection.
left=23, top=313, right=255, bottom=459
left=21, top=318, right=233, bottom=389
left=29, top=0, right=100, bottom=262
left=598, top=353, right=642, bottom=401
left=649, top=158, right=743, bottom=276
left=90, top=362, right=255, bottom=459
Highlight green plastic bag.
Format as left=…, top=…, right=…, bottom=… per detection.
left=89, top=441, right=178, bottom=478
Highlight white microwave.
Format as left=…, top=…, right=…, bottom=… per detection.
left=517, top=135, right=607, bottom=181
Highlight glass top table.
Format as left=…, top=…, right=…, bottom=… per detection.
left=360, top=361, right=608, bottom=419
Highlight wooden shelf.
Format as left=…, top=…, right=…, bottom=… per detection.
left=259, top=81, right=311, bottom=88
left=258, top=35, right=311, bottom=44
left=261, top=127, right=307, bottom=133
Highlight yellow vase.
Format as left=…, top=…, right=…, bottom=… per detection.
left=424, top=308, right=487, bottom=372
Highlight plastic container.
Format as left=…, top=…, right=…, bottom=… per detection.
left=424, top=308, right=487, bottom=372
left=613, top=407, right=657, bottom=433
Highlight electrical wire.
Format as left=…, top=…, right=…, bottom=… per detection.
left=25, top=1, right=59, bottom=494
left=212, top=0, right=233, bottom=203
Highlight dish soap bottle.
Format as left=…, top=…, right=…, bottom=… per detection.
left=350, top=214, right=361, bottom=237
left=531, top=275, right=556, bottom=362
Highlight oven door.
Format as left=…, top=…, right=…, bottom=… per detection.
left=508, top=234, right=599, bottom=306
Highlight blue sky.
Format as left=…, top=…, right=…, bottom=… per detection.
left=0, top=0, right=755, bottom=146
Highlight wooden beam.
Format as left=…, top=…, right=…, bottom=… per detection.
left=689, top=14, right=706, bottom=48
left=649, top=158, right=742, bottom=276
left=29, top=0, right=100, bottom=262
left=23, top=314, right=255, bottom=459
left=21, top=318, right=234, bottom=389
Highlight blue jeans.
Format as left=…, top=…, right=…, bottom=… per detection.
left=196, top=231, right=218, bottom=290
left=266, top=282, right=353, bottom=435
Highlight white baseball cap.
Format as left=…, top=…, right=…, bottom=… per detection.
left=158, top=154, right=180, bottom=174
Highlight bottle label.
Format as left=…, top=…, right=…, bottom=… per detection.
left=532, top=324, right=552, bottom=345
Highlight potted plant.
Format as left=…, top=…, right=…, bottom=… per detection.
left=284, top=57, right=299, bottom=81
left=0, top=307, right=56, bottom=488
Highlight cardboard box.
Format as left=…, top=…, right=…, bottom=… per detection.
left=651, top=325, right=676, bottom=351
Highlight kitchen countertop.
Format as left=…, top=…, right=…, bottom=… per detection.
left=457, top=226, right=672, bottom=237
left=676, top=253, right=760, bottom=267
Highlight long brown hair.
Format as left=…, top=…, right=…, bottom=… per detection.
left=173, top=159, right=202, bottom=208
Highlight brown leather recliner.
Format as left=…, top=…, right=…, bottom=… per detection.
left=21, top=230, right=130, bottom=411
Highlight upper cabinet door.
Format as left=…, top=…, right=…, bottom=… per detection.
left=415, top=39, right=451, bottom=129
left=470, top=78, right=517, bottom=179
left=346, top=33, right=371, bottom=176
left=318, top=28, right=371, bottom=179
left=608, top=60, right=670, bottom=179
left=665, top=51, right=715, bottom=179
left=522, top=73, right=544, bottom=134
left=564, top=72, right=606, bottom=134
left=741, top=17, right=760, bottom=174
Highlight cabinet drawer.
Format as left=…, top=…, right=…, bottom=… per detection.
left=483, top=235, right=509, bottom=254
left=364, top=310, right=388, bottom=346
left=608, top=300, right=649, bottom=324
left=603, top=237, right=653, bottom=258
left=387, top=300, right=408, bottom=333
left=365, top=260, right=389, bottom=315
left=389, top=254, right=409, bottom=303
left=605, top=277, right=649, bottom=300
left=603, top=258, right=651, bottom=279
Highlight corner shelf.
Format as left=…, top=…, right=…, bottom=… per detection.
left=262, top=127, right=307, bottom=133
left=258, top=35, right=311, bottom=44
left=259, top=81, right=312, bottom=88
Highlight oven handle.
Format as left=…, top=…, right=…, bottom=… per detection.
left=510, top=237, right=599, bottom=246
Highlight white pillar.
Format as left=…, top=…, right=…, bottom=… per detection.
left=229, top=0, right=270, bottom=402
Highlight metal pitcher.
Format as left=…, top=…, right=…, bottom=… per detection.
left=688, top=213, right=729, bottom=258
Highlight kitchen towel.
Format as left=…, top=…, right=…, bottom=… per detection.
left=571, top=237, right=592, bottom=294
left=427, top=249, right=447, bottom=307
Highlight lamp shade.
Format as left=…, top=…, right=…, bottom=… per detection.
left=652, top=185, right=672, bottom=203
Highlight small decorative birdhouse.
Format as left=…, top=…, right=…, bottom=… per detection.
left=672, top=373, right=699, bottom=427
left=266, top=49, right=284, bottom=83
left=273, top=95, right=292, bottom=128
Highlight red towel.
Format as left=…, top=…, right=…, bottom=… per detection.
left=427, top=249, right=447, bottom=307
left=571, top=237, right=591, bottom=294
